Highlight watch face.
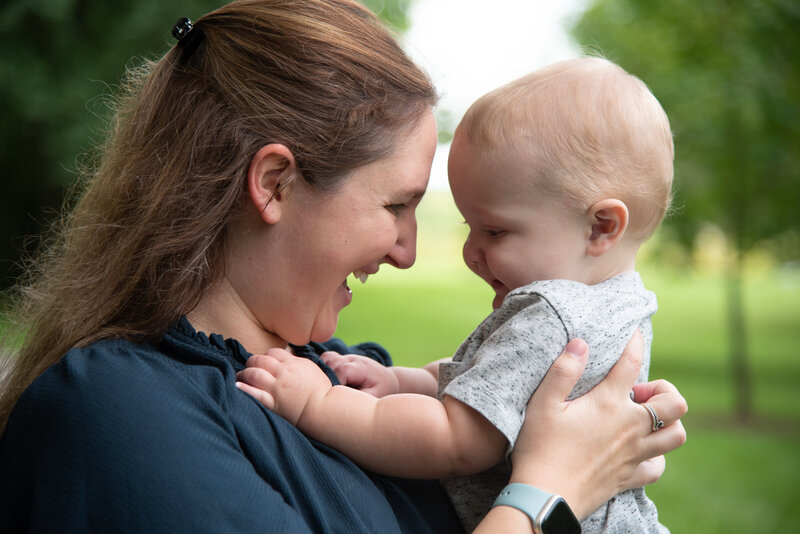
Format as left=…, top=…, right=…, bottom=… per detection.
left=541, top=499, right=581, bottom=534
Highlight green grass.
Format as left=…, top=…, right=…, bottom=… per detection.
left=647, top=426, right=800, bottom=532
left=335, top=190, right=800, bottom=533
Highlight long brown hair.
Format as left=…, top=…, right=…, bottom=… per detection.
left=0, top=0, right=436, bottom=429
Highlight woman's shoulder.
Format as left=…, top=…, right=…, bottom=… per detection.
left=10, top=339, right=195, bottom=431
left=30, top=335, right=209, bottom=388
left=0, top=336, right=265, bottom=530
left=7, top=332, right=245, bottom=450
left=45, top=336, right=181, bottom=383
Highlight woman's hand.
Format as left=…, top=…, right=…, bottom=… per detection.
left=509, top=333, right=687, bottom=520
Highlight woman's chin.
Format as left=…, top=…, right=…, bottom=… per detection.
left=309, top=319, right=339, bottom=344
left=338, top=278, right=354, bottom=309
left=309, top=284, right=352, bottom=342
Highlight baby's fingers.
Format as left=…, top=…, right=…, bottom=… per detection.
left=245, top=353, right=282, bottom=372
left=245, top=348, right=293, bottom=370
left=320, top=351, right=343, bottom=366
left=235, top=379, right=276, bottom=410
left=238, top=366, right=275, bottom=388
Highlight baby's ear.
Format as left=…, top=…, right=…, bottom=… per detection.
left=247, top=144, right=298, bottom=224
left=586, top=199, right=629, bottom=257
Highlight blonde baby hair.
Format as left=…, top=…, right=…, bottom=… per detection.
left=458, top=57, right=674, bottom=241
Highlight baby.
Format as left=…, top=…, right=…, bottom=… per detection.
left=237, top=57, right=674, bottom=533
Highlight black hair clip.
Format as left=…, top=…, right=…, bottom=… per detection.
left=172, top=17, right=194, bottom=42
left=172, top=17, right=205, bottom=60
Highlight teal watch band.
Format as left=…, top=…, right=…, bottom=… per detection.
left=492, top=483, right=581, bottom=533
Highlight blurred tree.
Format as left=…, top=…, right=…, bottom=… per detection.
left=363, top=0, right=415, bottom=31
left=571, top=0, right=800, bottom=420
left=0, top=0, right=414, bottom=290
left=0, top=0, right=222, bottom=288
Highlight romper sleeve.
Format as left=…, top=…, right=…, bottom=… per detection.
left=441, top=291, right=568, bottom=451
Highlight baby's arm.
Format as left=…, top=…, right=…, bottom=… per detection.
left=236, top=348, right=507, bottom=479
left=321, top=351, right=445, bottom=397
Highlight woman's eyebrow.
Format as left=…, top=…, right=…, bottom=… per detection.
left=404, top=189, right=426, bottom=203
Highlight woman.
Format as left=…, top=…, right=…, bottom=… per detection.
left=0, top=1, right=686, bottom=532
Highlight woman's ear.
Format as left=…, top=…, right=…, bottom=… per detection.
left=247, top=144, right=298, bottom=224
left=586, top=199, right=629, bottom=257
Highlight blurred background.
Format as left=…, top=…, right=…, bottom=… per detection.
left=1, top=0, right=798, bottom=531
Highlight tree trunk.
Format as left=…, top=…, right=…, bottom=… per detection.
left=726, top=250, right=751, bottom=421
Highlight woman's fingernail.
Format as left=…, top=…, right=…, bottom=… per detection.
left=565, top=338, right=588, bottom=358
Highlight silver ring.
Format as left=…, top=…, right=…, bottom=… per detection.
left=643, top=402, right=664, bottom=432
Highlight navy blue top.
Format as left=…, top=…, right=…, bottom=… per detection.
left=0, top=318, right=463, bottom=533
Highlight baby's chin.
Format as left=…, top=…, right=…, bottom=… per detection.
left=489, top=279, right=509, bottom=309
left=491, top=291, right=507, bottom=310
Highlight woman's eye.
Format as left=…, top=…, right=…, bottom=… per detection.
left=386, top=203, right=406, bottom=215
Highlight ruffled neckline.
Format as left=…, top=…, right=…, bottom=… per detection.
left=165, top=316, right=252, bottom=368
left=164, top=316, right=341, bottom=385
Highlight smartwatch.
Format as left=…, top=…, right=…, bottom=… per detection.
left=492, top=483, right=581, bottom=533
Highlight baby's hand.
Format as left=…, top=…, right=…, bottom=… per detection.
left=321, top=351, right=399, bottom=398
left=236, top=348, right=331, bottom=427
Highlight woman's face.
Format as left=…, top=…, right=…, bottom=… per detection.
left=248, top=111, right=438, bottom=345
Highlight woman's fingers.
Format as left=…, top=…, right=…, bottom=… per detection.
left=624, top=455, right=666, bottom=489
left=640, top=419, right=687, bottom=460
left=639, top=392, right=688, bottom=432
left=631, top=377, right=672, bottom=403
left=633, top=379, right=688, bottom=437
left=510, top=333, right=688, bottom=519
left=532, top=338, right=589, bottom=403
left=596, top=330, right=644, bottom=397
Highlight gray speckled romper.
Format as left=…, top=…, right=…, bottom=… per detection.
left=439, top=272, right=668, bottom=533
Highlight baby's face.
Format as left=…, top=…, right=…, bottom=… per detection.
left=448, top=134, right=588, bottom=309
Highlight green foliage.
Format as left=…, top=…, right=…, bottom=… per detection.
left=361, top=0, right=414, bottom=32
left=570, top=0, right=800, bottom=254
left=0, top=0, right=223, bottom=286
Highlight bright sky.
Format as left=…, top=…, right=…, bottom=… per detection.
left=401, top=0, right=587, bottom=189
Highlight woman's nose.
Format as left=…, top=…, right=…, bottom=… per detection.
left=386, top=217, right=417, bottom=269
